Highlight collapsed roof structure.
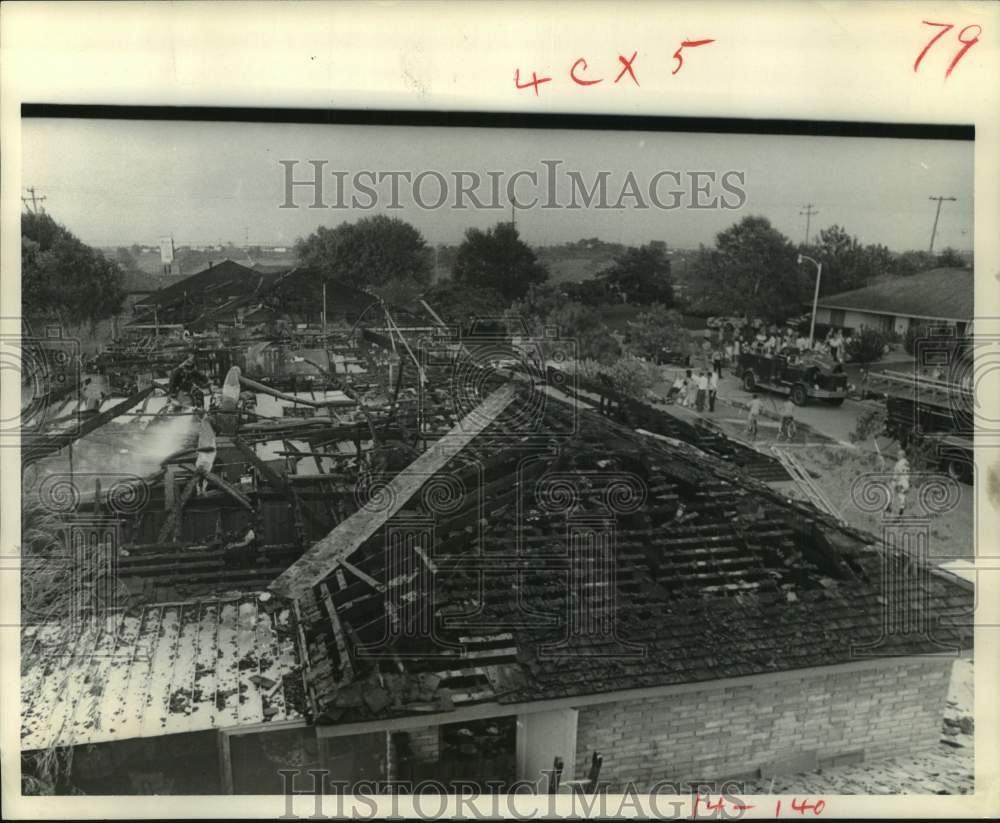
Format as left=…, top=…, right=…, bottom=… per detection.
left=271, top=384, right=971, bottom=726
left=21, top=316, right=974, bottom=794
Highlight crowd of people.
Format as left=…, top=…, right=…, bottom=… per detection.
left=726, top=324, right=848, bottom=363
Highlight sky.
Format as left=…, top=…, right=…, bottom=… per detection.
left=21, top=117, right=974, bottom=252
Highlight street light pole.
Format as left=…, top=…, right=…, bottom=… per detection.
left=798, top=254, right=823, bottom=348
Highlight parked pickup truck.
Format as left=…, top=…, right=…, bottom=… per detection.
left=737, top=350, right=848, bottom=406
left=884, top=392, right=974, bottom=484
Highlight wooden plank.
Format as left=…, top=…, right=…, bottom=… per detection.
left=291, top=598, right=320, bottom=720
left=202, top=470, right=254, bottom=511
left=239, top=374, right=352, bottom=408
left=319, top=582, right=354, bottom=684
left=270, top=384, right=516, bottom=598
left=339, top=558, right=386, bottom=593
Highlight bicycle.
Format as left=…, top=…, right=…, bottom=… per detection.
left=777, top=416, right=797, bottom=442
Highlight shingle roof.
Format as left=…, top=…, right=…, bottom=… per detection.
left=816, top=268, right=973, bottom=322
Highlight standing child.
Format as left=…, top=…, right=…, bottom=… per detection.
left=779, top=398, right=795, bottom=440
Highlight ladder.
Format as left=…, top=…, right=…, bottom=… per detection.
left=770, top=445, right=845, bottom=525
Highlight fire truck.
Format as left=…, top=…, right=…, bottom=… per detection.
left=737, top=349, right=848, bottom=406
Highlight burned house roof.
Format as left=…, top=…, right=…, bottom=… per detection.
left=21, top=594, right=305, bottom=751
left=129, top=260, right=287, bottom=328
left=279, top=387, right=972, bottom=726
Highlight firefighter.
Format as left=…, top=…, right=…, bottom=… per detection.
left=224, top=523, right=259, bottom=568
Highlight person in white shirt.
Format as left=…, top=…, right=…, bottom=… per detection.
left=667, top=374, right=685, bottom=404
left=796, top=334, right=809, bottom=352
left=890, top=449, right=911, bottom=515
left=708, top=370, right=719, bottom=412
left=746, top=394, right=763, bottom=440
left=828, top=330, right=844, bottom=362
left=695, top=371, right=709, bottom=411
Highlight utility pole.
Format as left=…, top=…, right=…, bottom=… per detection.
left=799, top=203, right=818, bottom=246
left=21, top=187, right=47, bottom=214
left=927, top=196, right=956, bottom=253
left=511, top=201, right=516, bottom=231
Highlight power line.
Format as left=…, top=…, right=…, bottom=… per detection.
left=799, top=203, right=818, bottom=245
left=927, top=195, right=956, bottom=253
left=22, top=187, right=47, bottom=214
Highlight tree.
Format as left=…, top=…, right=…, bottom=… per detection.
left=295, top=215, right=431, bottom=291
left=598, top=243, right=674, bottom=305
left=807, top=225, right=891, bottom=295
left=891, top=250, right=938, bottom=277
left=114, top=246, right=140, bottom=273
left=507, top=283, right=570, bottom=335
left=422, top=280, right=507, bottom=337
left=547, top=302, right=621, bottom=364
left=21, top=212, right=126, bottom=330
left=563, top=278, right=611, bottom=307
left=689, top=216, right=804, bottom=322
left=452, top=222, right=548, bottom=302
left=844, top=327, right=887, bottom=364
left=626, top=305, right=690, bottom=362
left=935, top=247, right=966, bottom=268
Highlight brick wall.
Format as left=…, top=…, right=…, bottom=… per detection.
left=574, top=657, right=953, bottom=789
left=404, top=725, right=441, bottom=763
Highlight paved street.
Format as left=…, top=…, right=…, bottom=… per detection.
left=649, top=365, right=974, bottom=562
left=651, top=367, right=871, bottom=447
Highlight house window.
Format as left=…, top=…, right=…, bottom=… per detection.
left=877, top=315, right=894, bottom=333
left=829, top=309, right=845, bottom=327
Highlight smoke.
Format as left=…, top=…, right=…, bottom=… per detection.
left=25, top=411, right=197, bottom=503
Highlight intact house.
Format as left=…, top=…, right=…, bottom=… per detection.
left=21, top=369, right=972, bottom=793
left=814, top=267, right=973, bottom=337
